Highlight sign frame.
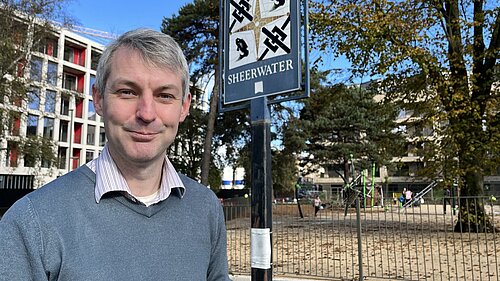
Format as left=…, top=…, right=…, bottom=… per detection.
left=219, top=0, right=307, bottom=109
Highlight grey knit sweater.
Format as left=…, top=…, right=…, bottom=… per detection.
left=0, top=165, right=230, bottom=281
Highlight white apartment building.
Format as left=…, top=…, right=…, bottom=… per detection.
left=0, top=25, right=105, bottom=189
left=304, top=107, right=500, bottom=199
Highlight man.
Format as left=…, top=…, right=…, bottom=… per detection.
left=0, top=29, right=230, bottom=281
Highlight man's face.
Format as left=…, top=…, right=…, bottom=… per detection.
left=93, top=47, right=191, bottom=167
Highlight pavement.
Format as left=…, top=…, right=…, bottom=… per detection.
left=230, top=275, right=329, bottom=281
left=230, top=275, right=388, bottom=280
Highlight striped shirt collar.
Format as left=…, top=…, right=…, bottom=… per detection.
left=86, top=145, right=185, bottom=204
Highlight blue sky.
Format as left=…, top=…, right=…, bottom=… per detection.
left=66, top=0, right=350, bottom=82
left=67, top=0, right=191, bottom=35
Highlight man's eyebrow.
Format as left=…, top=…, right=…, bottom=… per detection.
left=107, top=80, right=180, bottom=93
left=107, top=79, right=138, bottom=91
left=157, top=84, right=180, bottom=92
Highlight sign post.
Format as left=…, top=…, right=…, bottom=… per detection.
left=222, top=0, right=302, bottom=105
left=250, top=97, right=273, bottom=279
left=219, top=1, right=309, bottom=280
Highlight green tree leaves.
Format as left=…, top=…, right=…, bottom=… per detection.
left=291, top=83, right=404, bottom=180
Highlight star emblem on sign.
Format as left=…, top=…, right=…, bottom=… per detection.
left=228, top=0, right=291, bottom=70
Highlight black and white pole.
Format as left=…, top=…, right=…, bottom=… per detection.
left=250, top=97, right=273, bottom=281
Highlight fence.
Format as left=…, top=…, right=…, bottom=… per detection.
left=224, top=196, right=500, bottom=280
left=0, top=175, right=35, bottom=214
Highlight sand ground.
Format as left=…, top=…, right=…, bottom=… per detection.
left=226, top=203, right=500, bottom=280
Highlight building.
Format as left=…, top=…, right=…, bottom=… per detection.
left=0, top=22, right=106, bottom=193
left=222, top=166, right=245, bottom=189
left=303, top=105, right=500, bottom=200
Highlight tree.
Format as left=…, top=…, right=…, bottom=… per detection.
left=310, top=0, right=499, bottom=232
left=292, top=83, right=404, bottom=184
left=271, top=144, right=299, bottom=198
left=236, top=118, right=300, bottom=198
left=1, top=0, right=72, bottom=170
left=167, top=85, right=227, bottom=191
left=167, top=86, right=207, bottom=180
left=161, top=0, right=220, bottom=186
left=163, top=0, right=255, bottom=189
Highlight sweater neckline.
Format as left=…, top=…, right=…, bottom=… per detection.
left=111, top=194, right=172, bottom=218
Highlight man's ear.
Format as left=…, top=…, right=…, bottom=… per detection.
left=92, top=84, right=104, bottom=116
left=179, top=93, right=192, bottom=122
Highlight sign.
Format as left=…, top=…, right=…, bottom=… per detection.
left=222, top=0, right=301, bottom=104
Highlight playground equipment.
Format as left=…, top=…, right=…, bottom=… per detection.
left=342, top=174, right=363, bottom=216
left=402, top=180, right=439, bottom=208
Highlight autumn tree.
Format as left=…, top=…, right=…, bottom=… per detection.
left=310, top=0, right=499, bottom=231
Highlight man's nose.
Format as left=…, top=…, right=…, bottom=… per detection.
left=136, top=94, right=156, bottom=123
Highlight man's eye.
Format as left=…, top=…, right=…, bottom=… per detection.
left=117, top=90, right=136, bottom=97
left=157, top=93, right=176, bottom=102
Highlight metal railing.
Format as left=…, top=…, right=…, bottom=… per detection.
left=224, top=196, right=500, bottom=280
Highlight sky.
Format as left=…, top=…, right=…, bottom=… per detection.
left=66, top=0, right=191, bottom=36
left=65, top=0, right=350, bottom=82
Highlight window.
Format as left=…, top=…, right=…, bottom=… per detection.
left=43, top=117, right=54, bottom=138
left=60, top=94, right=70, bottom=115
left=12, top=22, right=28, bottom=44
left=37, top=38, right=58, bottom=57
left=99, top=127, right=106, bottom=146
left=86, top=151, right=94, bottom=163
left=30, top=57, right=43, bottom=82
left=63, top=47, right=75, bottom=63
left=63, top=73, right=77, bottom=91
left=59, top=120, right=68, bottom=142
left=41, top=155, right=52, bottom=168
left=72, top=149, right=81, bottom=169
left=45, top=90, right=56, bottom=113
left=64, top=45, right=85, bottom=66
left=88, top=101, right=96, bottom=120
left=75, top=97, right=84, bottom=118
left=372, top=163, right=380, bottom=177
left=16, top=59, right=26, bottom=77
left=74, top=123, right=82, bottom=144
left=10, top=114, right=21, bottom=136
left=47, top=62, right=58, bottom=86
left=28, top=89, right=40, bottom=110
left=6, top=141, right=18, bottom=167
left=88, top=75, right=96, bottom=96
left=24, top=152, right=36, bottom=167
left=91, top=50, right=100, bottom=70
left=87, top=125, right=96, bottom=145
left=389, top=163, right=410, bottom=177
left=26, top=114, right=38, bottom=136
left=57, top=147, right=67, bottom=169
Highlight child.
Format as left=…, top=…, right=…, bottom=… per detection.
left=314, top=196, right=322, bottom=216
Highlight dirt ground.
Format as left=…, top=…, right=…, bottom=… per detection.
left=226, top=203, right=500, bottom=280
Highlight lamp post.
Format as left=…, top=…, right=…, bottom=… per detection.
left=67, top=106, right=74, bottom=173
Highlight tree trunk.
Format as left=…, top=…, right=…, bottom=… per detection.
left=454, top=172, right=496, bottom=233
left=454, top=155, right=497, bottom=233
left=200, top=68, right=219, bottom=186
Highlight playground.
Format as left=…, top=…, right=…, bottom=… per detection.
left=225, top=198, right=500, bottom=280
